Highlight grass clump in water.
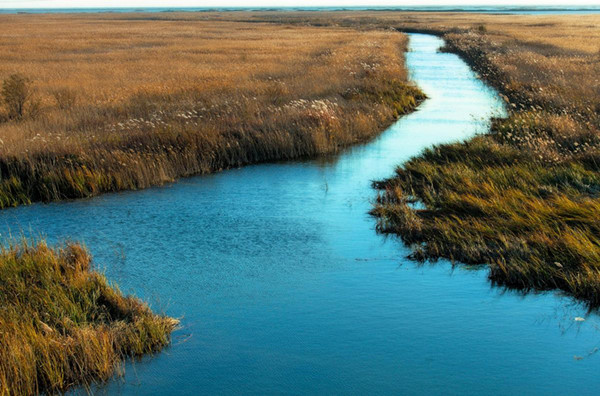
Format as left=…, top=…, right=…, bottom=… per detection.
left=0, top=239, right=178, bottom=395
left=372, top=133, right=600, bottom=306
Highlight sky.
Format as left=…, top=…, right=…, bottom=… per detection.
left=0, top=0, right=597, bottom=8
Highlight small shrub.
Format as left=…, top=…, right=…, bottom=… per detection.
left=1, top=73, right=34, bottom=120
left=477, top=24, right=487, bottom=34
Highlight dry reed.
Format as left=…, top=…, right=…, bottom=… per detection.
left=0, top=15, right=424, bottom=208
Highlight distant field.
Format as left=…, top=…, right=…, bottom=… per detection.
left=0, top=14, right=423, bottom=207
left=236, top=11, right=600, bottom=52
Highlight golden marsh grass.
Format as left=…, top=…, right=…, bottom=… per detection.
left=0, top=14, right=423, bottom=207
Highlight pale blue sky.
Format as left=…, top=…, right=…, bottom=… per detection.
left=0, top=0, right=597, bottom=9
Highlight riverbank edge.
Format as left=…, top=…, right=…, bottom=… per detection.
left=372, top=28, right=600, bottom=307
left=0, top=239, right=179, bottom=395
left=0, top=44, right=426, bottom=210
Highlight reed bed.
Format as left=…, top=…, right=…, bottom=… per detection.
left=0, top=239, right=178, bottom=395
left=0, top=15, right=424, bottom=208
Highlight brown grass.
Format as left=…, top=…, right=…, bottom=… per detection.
left=0, top=239, right=178, bottom=395
left=0, top=14, right=424, bottom=208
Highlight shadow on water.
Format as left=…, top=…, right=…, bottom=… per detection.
left=2, top=33, right=600, bottom=395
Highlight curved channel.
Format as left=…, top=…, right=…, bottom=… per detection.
left=3, top=33, right=600, bottom=395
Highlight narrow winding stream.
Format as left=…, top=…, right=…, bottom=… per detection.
left=3, top=34, right=600, bottom=395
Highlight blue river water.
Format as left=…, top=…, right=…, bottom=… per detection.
left=2, top=34, right=600, bottom=395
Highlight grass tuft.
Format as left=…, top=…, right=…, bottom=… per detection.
left=0, top=239, right=178, bottom=395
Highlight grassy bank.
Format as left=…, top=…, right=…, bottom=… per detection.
left=0, top=240, right=178, bottom=395
left=0, top=15, right=424, bottom=208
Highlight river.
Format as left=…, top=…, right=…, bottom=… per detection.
left=2, top=33, right=600, bottom=395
